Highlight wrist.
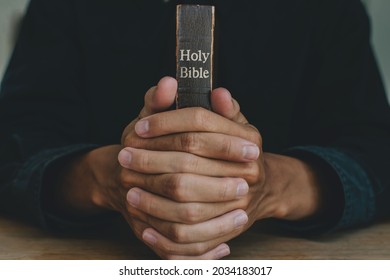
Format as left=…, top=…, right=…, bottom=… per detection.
left=45, top=145, right=122, bottom=218
left=261, top=153, right=323, bottom=221
left=86, top=145, right=123, bottom=210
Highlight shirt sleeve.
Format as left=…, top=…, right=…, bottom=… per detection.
left=0, top=0, right=100, bottom=228
left=275, top=146, right=376, bottom=235
left=0, top=143, right=99, bottom=227
left=274, top=0, right=390, bottom=234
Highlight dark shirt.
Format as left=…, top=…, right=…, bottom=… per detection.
left=1, top=0, right=390, bottom=233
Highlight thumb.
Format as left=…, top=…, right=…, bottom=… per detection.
left=211, top=87, right=248, bottom=124
left=139, top=76, right=177, bottom=118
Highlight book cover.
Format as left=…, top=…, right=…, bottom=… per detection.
left=176, top=5, right=215, bottom=110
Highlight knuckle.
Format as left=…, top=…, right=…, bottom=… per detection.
left=156, top=174, right=172, bottom=197
left=143, top=174, right=155, bottom=189
left=142, top=175, right=161, bottom=194
left=161, top=174, right=188, bottom=202
left=123, top=133, right=135, bottom=147
left=168, top=224, right=188, bottom=243
left=158, top=242, right=177, bottom=256
left=216, top=220, right=227, bottom=235
left=248, top=129, right=262, bottom=147
left=218, top=179, right=232, bottom=200
left=191, top=243, right=209, bottom=256
left=156, top=114, right=168, bottom=131
left=137, top=193, right=156, bottom=215
left=274, top=204, right=289, bottom=219
left=145, top=200, right=157, bottom=216
left=218, top=138, right=233, bottom=157
left=138, top=152, right=152, bottom=171
left=179, top=133, right=199, bottom=153
left=171, top=175, right=189, bottom=202
left=243, top=162, right=262, bottom=184
left=123, top=135, right=132, bottom=147
left=125, top=135, right=143, bottom=149
left=159, top=175, right=174, bottom=198
left=193, top=108, right=212, bottom=130
left=180, top=204, right=202, bottom=224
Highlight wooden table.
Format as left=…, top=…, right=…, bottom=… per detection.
left=1, top=214, right=389, bottom=260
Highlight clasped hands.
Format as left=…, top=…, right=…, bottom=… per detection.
left=119, top=76, right=266, bottom=259
left=87, top=77, right=322, bottom=259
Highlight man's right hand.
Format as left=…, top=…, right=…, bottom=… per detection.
left=116, top=77, right=324, bottom=260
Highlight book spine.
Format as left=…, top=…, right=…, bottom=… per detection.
left=176, top=5, right=215, bottom=110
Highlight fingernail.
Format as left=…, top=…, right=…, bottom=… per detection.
left=142, top=231, right=157, bottom=246
left=118, top=149, right=132, bottom=166
left=215, top=245, right=230, bottom=259
left=234, top=213, right=248, bottom=228
left=127, top=189, right=140, bottom=207
left=236, top=182, right=249, bottom=197
left=242, top=145, right=259, bottom=160
left=135, top=120, right=149, bottom=136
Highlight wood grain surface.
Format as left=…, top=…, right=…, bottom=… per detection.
left=1, top=215, right=389, bottom=260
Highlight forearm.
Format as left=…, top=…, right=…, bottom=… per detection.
left=0, top=141, right=101, bottom=227
left=260, top=153, right=321, bottom=220
left=261, top=152, right=342, bottom=222
left=279, top=146, right=379, bottom=233
left=43, top=145, right=123, bottom=219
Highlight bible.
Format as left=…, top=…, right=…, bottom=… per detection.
left=176, top=4, right=215, bottom=110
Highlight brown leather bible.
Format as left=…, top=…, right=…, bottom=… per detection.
left=176, top=4, right=215, bottom=110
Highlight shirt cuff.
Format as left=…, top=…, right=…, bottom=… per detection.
left=13, top=144, right=112, bottom=230
left=271, top=146, right=376, bottom=235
